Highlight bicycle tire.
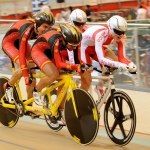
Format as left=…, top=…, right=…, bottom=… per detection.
left=65, top=88, right=99, bottom=145
left=104, top=90, right=136, bottom=146
left=44, top=90, right=63, bottom=132
left=0, top=76, right=19, bottom=128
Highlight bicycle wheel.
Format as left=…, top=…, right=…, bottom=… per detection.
left=104, top=90, right=136, bottom=146
left=43, top=85, right=63, bottom=132
left=65, top=88, right=99, bottom=145
left=0, top=76, right=19, bottom=128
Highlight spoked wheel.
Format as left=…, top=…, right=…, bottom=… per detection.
left=0, top=77, right=19, bottom=128
left=104, top=90, right=136, bottom=146
left=43, top=83, right=63, bottom=132
left=65, top=88, right=99, bottom=145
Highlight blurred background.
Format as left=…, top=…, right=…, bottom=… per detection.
left=1, top=0, right=150, bottom=89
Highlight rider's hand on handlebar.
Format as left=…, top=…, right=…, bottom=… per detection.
left=85, top=64, right=93, bottom=72
left=76, top=64, right=93, bottom=74
left=127, top=62, right=137, bottom=73
left=24, top=76, right=33, bottom=86
left=118, top=62, right=128, bottom=72
left=76, top=64, right=85, bottom=74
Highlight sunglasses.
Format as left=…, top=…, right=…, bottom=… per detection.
left=73, top=21, right=86, bottom=26
left=67, top=42, right=80, bottom=47
left=113, top=29, right=125, bottom=35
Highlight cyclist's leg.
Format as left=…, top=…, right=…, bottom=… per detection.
left=36, top=63, right=59, bottom=91
left=80, top=71, right=92, bottom=91
left=32, top=49, right=59, bottom=105
left=95, top=47, right=118, bottom=99
left=7, top=59, right=22, bottom=85
left=4, top=59, right=35, bottom=103
left=2, top=44, right=22, bottom=103
left=80, top=50, right=92, bottom=91
left=3, top=42, right=22, bottom=87
left=3, top=43, right=35, bottom=102
left=26, top=62, right=36, bottom=99
left=33, top=63, right=59, bottom=105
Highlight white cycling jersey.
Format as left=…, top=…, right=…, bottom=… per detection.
left=81, top=25, right=131, bottom=67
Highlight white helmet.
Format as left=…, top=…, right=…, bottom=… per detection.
left=69, top=9, right=87, bottom=26
left=107, top=15, right=127, bottom=35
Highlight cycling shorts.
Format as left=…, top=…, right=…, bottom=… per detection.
left=2, top=39, right=32, bottom=63
left=83, top=46, right=106, bottom=64
left=31, top=48, right=52, bottom=71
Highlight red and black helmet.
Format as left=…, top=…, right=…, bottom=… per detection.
left=32, top=12, right=55, bottom=28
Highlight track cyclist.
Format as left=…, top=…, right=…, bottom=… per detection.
left=2, top=12, right=55, bottom=104
left=68, top=8, right=88, bottom=32
left=24, top=24, right=90, bottom=124
left=80, top=15, right=137, bottom=98
left=62, top=9, right=91, bottom=65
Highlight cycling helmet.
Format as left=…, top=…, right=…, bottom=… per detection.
left=69, top=9, right=87, bottom=26
left=59, top=23, right=82, bottom=44
left=32, top=12, right=55, bottom=28
left=107, top=15, right=127, bottom=35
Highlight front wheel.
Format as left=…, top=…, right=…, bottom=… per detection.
left=104, top=90, right=136, bottom=146
left=65, top=88, right=99, bottom=145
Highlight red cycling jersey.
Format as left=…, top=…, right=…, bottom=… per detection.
left=28, top=29, right=82, bottom=79
left=2, top=19, right=37, bottom=65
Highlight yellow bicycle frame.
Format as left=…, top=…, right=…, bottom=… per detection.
left=1, top=72, right=79, bottom=117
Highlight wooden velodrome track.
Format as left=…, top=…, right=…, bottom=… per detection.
left=0, top=118, right=149, bottom=150
left=0, top=74, right=150, bottom=150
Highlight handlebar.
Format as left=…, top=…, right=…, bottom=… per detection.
left=93, top=67, right=102, bottom=73
left=28, top=64, right=136, bottom=81
left=86, top=64, right=137, bottom=75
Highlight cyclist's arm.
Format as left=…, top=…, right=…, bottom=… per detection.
left=54, top=39, right=79, bottom=71
left=19, top=25, right=34, bottom=78
left=94, top=31, right=119, bottom=67
left=117, top=36, right=131, bottom=65
left=60, top=49, right=68, bottom=61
